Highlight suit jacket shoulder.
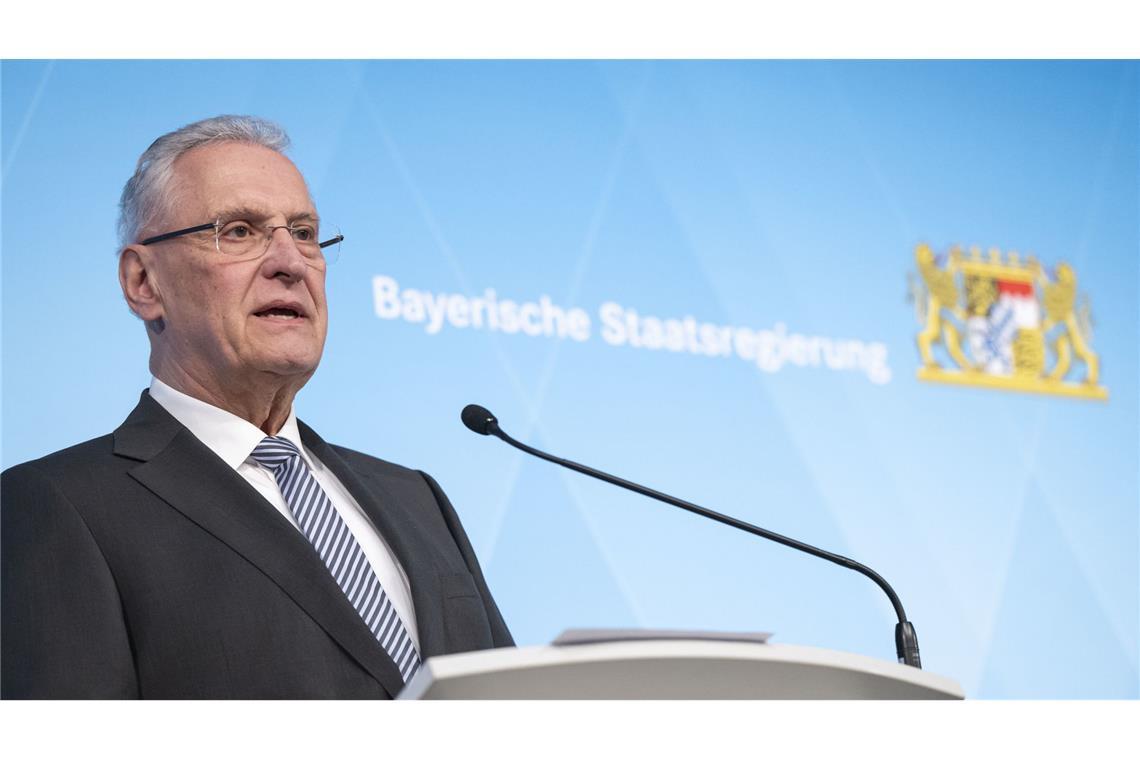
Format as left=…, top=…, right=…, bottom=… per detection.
left=2, top=435, right=140, bottom=698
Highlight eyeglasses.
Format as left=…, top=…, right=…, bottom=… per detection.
left=140, top=219, right=344, bottom=263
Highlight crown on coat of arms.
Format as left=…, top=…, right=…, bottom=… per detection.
left=907, top=243, right=1107, bottom=400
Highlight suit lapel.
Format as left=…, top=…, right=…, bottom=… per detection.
left=114, top=393, right=406, bottom=697
left=298, top=423, right=451, bottom=659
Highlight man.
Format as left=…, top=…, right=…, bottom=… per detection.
left=1, top=115, right=513, bottom=699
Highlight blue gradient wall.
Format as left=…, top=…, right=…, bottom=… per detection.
left=2, top=60, right=1136, bottom=698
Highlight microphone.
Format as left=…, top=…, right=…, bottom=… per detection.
left=461, top=404, right=501, bottom=436
left=460, top=403, right=923, bottom=669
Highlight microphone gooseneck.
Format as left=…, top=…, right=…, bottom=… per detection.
left=460, top=403, right=923, bottom=669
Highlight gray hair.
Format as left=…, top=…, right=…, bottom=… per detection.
left=117, top=115, right=291, bottom=248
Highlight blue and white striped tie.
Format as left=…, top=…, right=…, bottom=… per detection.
left=251, top=436, right=421, bottom=682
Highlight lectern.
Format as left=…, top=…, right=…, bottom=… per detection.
left=399, top=634, right=964, bottom=699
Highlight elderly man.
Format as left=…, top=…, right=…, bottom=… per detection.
left=1, top=115, right=513, bottom=699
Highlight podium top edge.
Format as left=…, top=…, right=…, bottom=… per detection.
left=412, top=640, right=964, bottom=699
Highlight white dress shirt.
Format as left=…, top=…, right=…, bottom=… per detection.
left=149, top=378, right=419, bottom=647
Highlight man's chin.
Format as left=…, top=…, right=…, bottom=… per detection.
left=249, top=351, right=323, bottom=381
left=246, top=333, right=325, bottom=374
left=262, top=359, right=320, bottom=378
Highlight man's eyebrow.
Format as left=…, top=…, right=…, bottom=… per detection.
left=208, top=207, right=320, bottom=224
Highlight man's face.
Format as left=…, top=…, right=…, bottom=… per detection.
left=142, top=141, right=329, bottom=392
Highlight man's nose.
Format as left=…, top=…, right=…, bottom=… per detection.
left=262, top=227, right=310, bottom=279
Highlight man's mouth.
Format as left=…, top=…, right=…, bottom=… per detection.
left=254, top=307, right=305, bottom=320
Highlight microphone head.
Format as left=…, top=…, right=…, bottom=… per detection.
left=461, top=404, right=499, bottom=436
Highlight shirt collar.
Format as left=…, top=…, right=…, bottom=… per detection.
left=149, top=377, right=316, bottom=471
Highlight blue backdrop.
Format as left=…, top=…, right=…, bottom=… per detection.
left=2, top=60, right=1137, bottom=698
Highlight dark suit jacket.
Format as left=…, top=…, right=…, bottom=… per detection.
left=1, top=392, right=513, bottom=699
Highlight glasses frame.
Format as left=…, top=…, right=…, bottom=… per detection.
left=139, top=219, right=344, bottom=260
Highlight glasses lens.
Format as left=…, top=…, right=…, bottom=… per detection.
left=216, top=220, right=265, bottom=258
left=318, top=227, right=342, bottom=264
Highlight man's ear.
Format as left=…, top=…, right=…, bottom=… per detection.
left=119, top=246, right=164, bottom=324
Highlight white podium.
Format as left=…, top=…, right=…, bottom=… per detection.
left=399, top=638, right=964, bottom=699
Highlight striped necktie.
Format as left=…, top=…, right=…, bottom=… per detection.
left=251, top=436, right=421, bottom=683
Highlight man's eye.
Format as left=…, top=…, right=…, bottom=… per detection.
left=293, top=226, right=316, bottom=242
left=223, top=223, right=253, bottom=238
